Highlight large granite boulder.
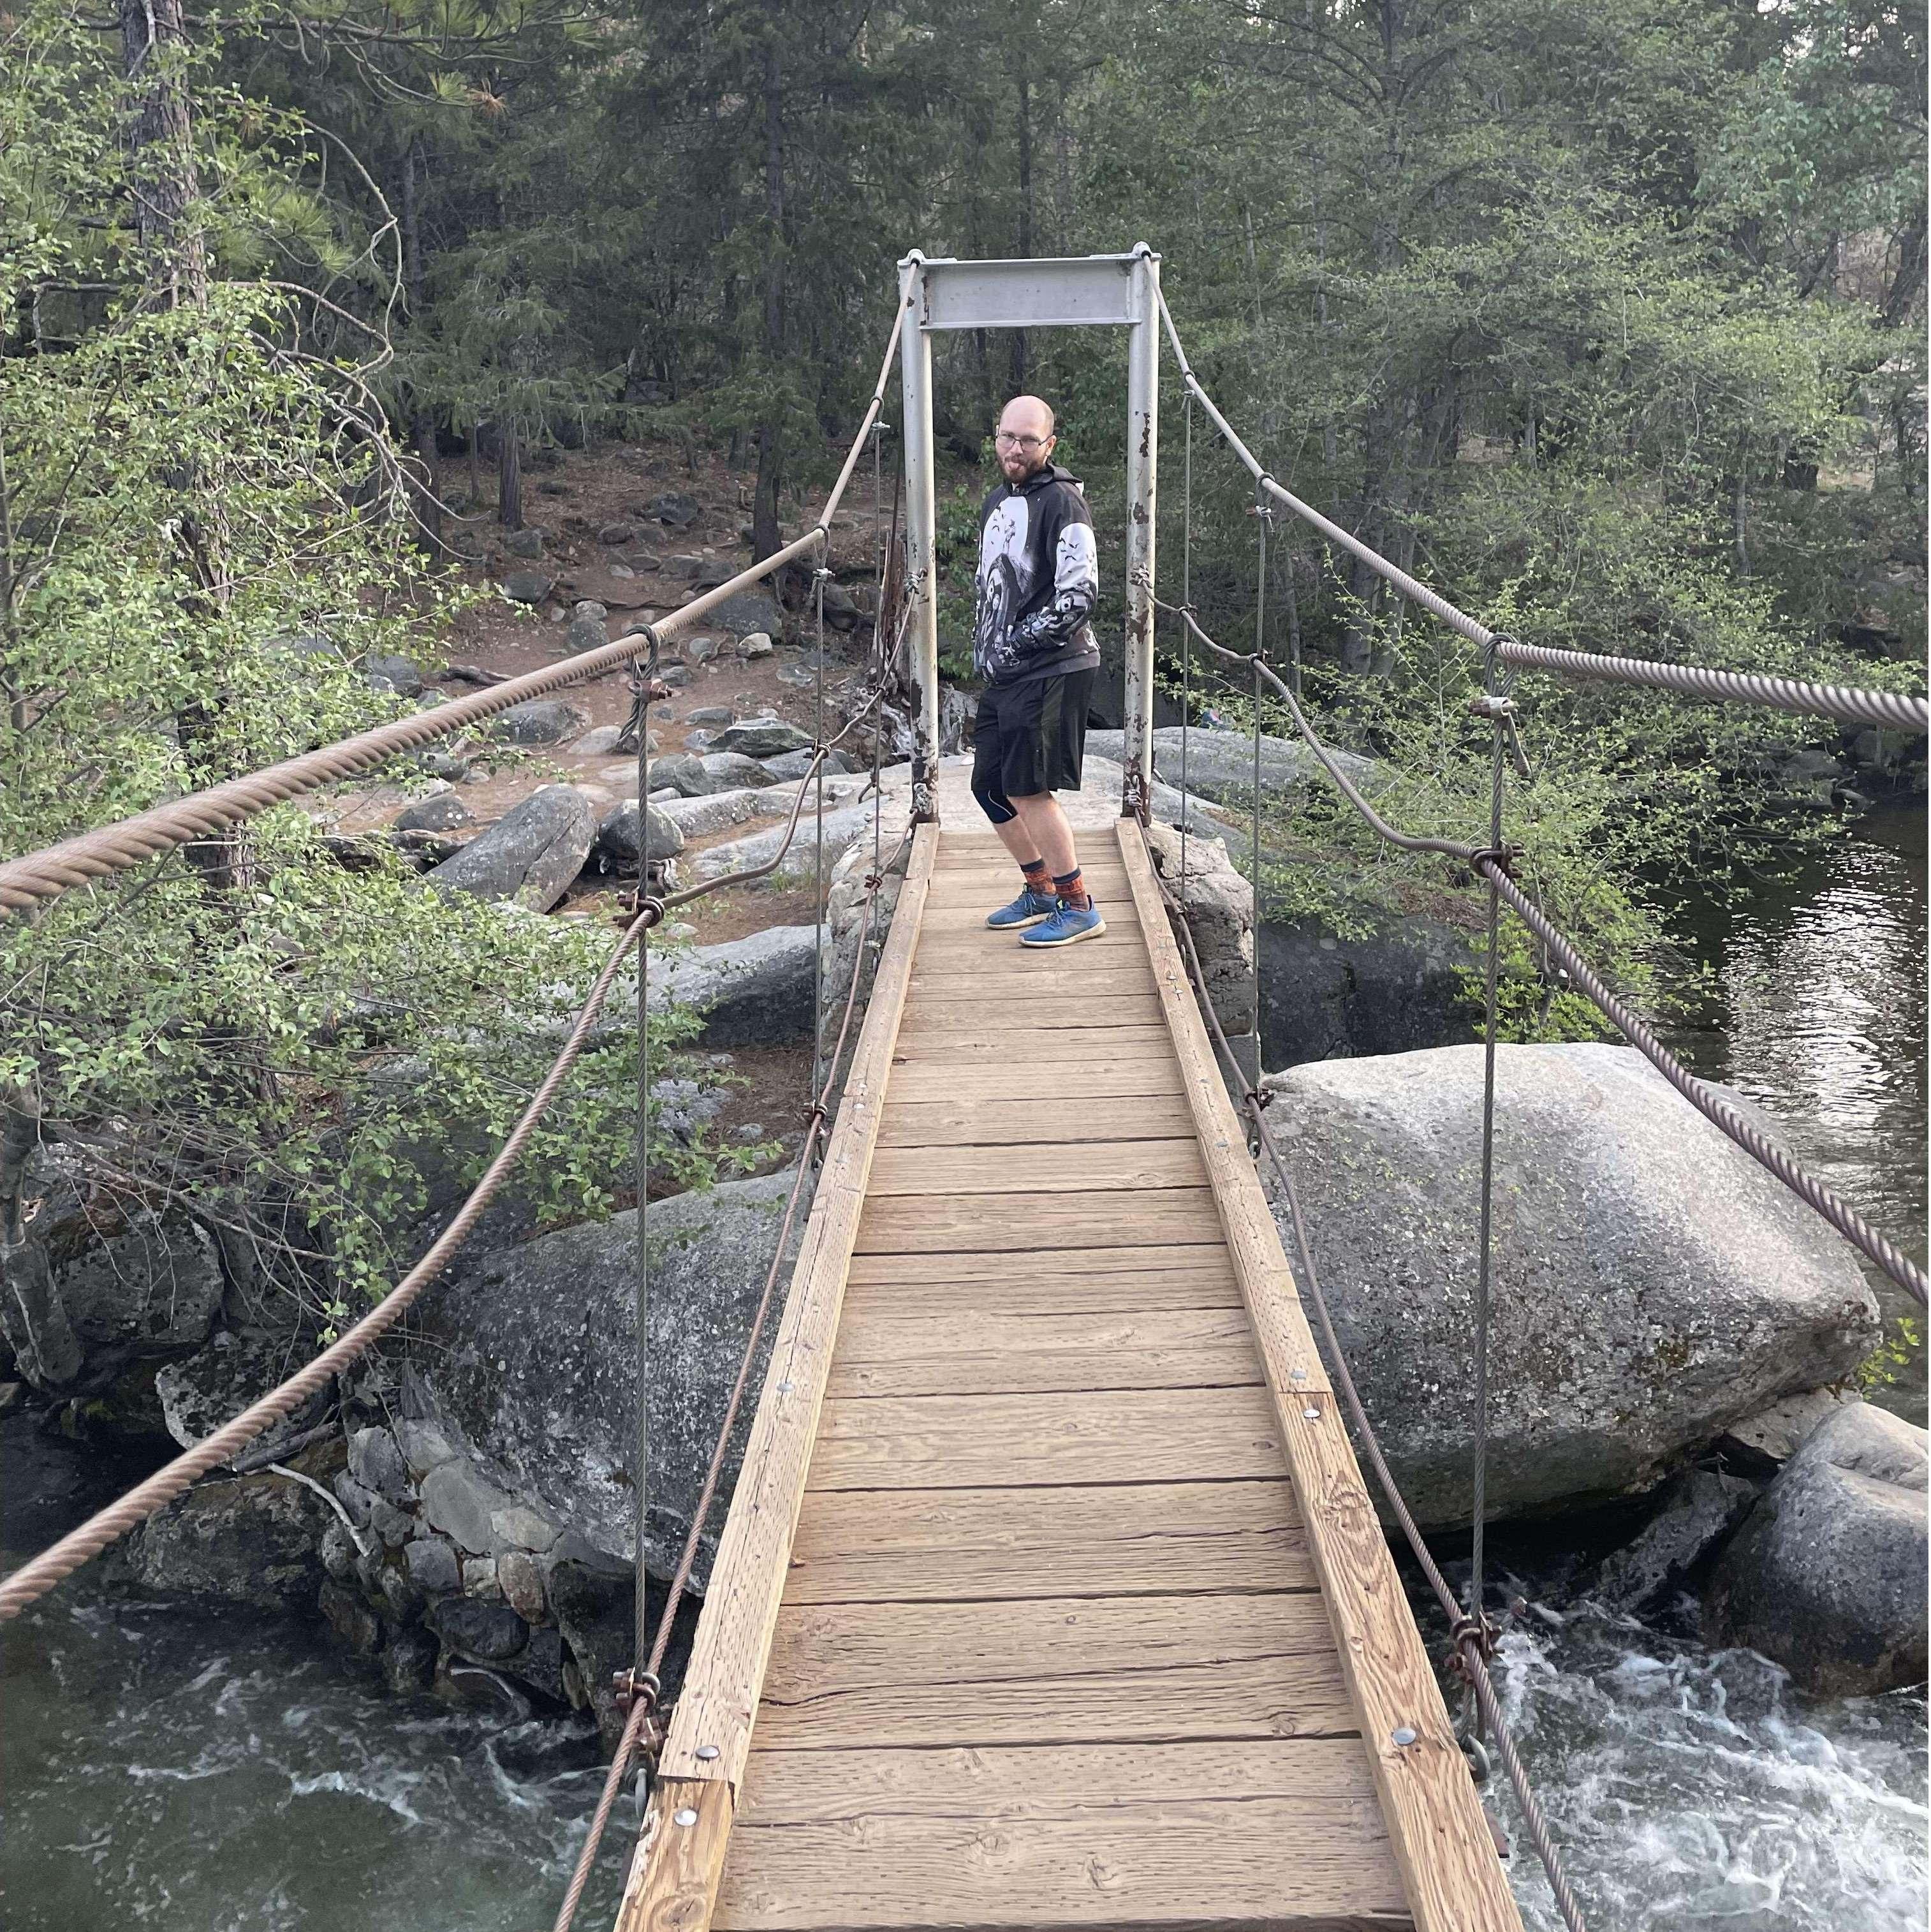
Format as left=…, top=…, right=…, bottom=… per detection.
left=1705, top=1403, right=1927, bottom=1696
left=408, top=1169, right=813, bottom=1586
left=423, top=785, right=595, bottom=911
left=688, top=801, right=872, bottom=882
left=594, top=799, right=685, bottom=866
left=1142, top=820, right=1256, bottom=1040
left=1257, top=1043, right=1880, bottom=1528
left=1087, top=726, right=1373, bottom=802
left=650, top=926, right=819, bottom=1047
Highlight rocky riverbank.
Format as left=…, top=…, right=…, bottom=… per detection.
left=4, top=711, right=1921, bottom=1741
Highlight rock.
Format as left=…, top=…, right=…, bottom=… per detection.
left=599, top=522, right=636, bottom=545
left=395, top=1417, right=458, bottom=1477
left=394, top=789, right=474, bottom=834
left=348, top=1425, right=411, bottom=1501
left=1087, top=726, right=1374, bottom=802
left=1596, top=1469, right=1759, bottom=1612
left=504, top=527, right=547, bottom=559
left=498, top=1549, right=547, bottom=1622
left=404, top=1536, right=462, bottom=1597
left=700, top=751, right=778, bottom=792
left=663, top=554, right=705, bottom=579
left=687, top=705, right=734, bottom=727
left=381, top=1628, right=438, bottom=1694
left=462, top=1556, right=502, bottom=1598
left=321, top=1577, right=384, bottom=1654
left=495, top=699, right=590, bottom=745
left=739, top=631, right=775, bottom=659
left=688, top=802, right=872, bottom=883
left=656, top=789, right=760, bottom=839
left=546, top=1551, right=635, bottom=1744
left=320, top=1519, right=356, bottom=1581
left=610, top=564, right=635, bottom=580
left=649, top=927, right=819, bottom=1047
left=761, top=747, right=848, bottom=782
left=594, top=799, right=686, bottom=866
left=502, top=571, right=555, bottom=605
left=411, top=1170, right=814, bottom=1586
left=819, top=582, right=860, bottom=630
left=657, top=663, right=690, bottom=689
left=364, top=653, right=424, bottom=697
left=430, top=1595, right=529, bottom=1663
left=650, top=753, right=711, bottom=796
left=1714, top=1387, right=1864, bottom=1476
left=1254, top=1043, right=1881, bottom=1528
left=420, top=750, right=471, bottom=783
left=121, top=1466, right=334, bottom=1611
left=490, top=1503, right=557, bottom=1552
left=369, top=1499, right=413, bottom=1549
left=420, top=1459, right=519, bottom=1555
left=693, top=559, right=737, bottom=589
left=510, top=1623, right=569, bottom=1704
left=153, top=1329, right=328, bottom=1455
left=569, top=725, right=628, bottom=757
left=711, top=717, right=812, bottom=759
left=648, top=492, right=700, bottom=528
left=707, top=589, right=783, bottom=639
left=1706, top=1403, right=1927, bottom=1696
left=564, top=612, right=606, bottom=656
left=333, top=1470, right=375, bottom=1525
left=424, top=785, right=595, bottom=911
left=1142, top=822, right=1256, bottom=1038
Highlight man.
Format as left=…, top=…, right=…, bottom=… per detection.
left=969, top=394, right=1105, bottom=947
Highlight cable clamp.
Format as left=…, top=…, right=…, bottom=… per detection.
left=612, top=1666, right=661, bottom=1723
left=1466, top=693, right=1516, bottom=723
left=1466, top=844, right=1520, bottom=879
left=616, top=893, right=666, bottom=929
left=1448, top=1611, right=1499, bottom=1672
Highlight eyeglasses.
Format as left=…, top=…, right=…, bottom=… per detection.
left=994, top=431, right=1050, bottom=451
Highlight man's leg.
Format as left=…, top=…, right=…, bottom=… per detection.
left=1006, top=791, right=1082, bottom=901
left=973, top=689, right=1056, bottom=925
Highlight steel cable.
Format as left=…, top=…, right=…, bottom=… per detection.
left=1, top=298, right=913, bottom=919
left=1147, top=593, right=1927, bottom=1308
left=1156, top=865, right=1588, bottom=1931
left=1152, top=285, right=1927, bottom=735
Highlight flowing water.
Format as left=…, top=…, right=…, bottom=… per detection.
left=4, top=807, right=1926, bottom=1930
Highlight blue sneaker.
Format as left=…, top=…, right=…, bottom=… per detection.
left=1019, top=899, right=1108, bottom=947
left=986, top=887, right=1057, bottom=930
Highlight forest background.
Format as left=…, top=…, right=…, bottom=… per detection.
left=1, top=0, right=1925, bottom=1320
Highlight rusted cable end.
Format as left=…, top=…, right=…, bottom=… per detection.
left=1467, top=845, right=1521, bottom=880
left=1448, top=1610, right=1500, bottom=1676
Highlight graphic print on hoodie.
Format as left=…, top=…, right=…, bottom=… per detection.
left=972, top=463, right=1101, bottom=686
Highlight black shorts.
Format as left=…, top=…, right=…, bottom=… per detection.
left=970, top=668, right=1095, bottom=823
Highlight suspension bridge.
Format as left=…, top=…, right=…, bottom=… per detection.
left=2, top=250, right=1924, bottom=1932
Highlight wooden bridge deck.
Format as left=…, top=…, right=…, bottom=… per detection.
left=619, top=822, right=1521, bottom=1932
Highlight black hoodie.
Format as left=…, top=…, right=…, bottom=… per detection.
left=971, top=462, right=1101, bottom=686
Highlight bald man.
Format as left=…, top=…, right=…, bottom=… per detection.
left=970, top=395, right=1105, bottom=947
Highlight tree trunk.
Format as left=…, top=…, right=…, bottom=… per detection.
left=400, top=136, right=441, bottom=551
left=120, top=0, right=207, bottom=309
left=751, top=38, right=786, bottom=562
left=499, top=418, right=522, bottom=532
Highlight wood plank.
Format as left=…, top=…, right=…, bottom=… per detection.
left=654, top=826, right=936, bottom=1799
left=826, top=1304, right=1260, bottom=1397
left=896, top=992, right=1166, bottom=1035
left=785, top=1479, right=1316, bottom=1602
left=890, top=1023, right=1177, bottom=1061
left=909, top=964, right=1158, bottom=1001
left=754, top=1592, right=1356, bottom=1751
left=617, top=1776, right=734, bottom=1932
left=1117, top=820, right=1524, bottom=1932
left=842, top=1246, right=1241, bottom=1316
left=856, top=1186, right=1224, bottom=1253
left=865, top=1138, right=1208, bottom=1197
left=717, top=1742, right=1407, bottom=1929
left=884, top=1056, right=1184, bottom=1102
left=877, top=1091, right=1196, bottom=1147
left=911, top=927, right=1147, bottom=970
left=806, top=1384, right=1286, bottom=1489
left=925, top=862, right=1131, bottom=893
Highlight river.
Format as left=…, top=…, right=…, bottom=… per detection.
left=4, top=809, right=1925, bottom=1930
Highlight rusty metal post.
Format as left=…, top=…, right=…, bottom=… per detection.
left=1121, top=244, right=1161, bottom=820
left=898, top=252, right=941, bottom=823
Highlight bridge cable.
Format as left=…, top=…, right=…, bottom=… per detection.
left=0, top=313, right=918, bottom=1625
left=1154, top=858, right=1590, bottom=1932
left=1147, top=591, right=1926, bottom=1308
left=1152, top=285, right=1928, bottom=735
left=548, top=552, right=922, bottom=1932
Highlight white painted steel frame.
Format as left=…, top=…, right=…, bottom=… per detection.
left=898, top=247, right=1161, bottom=820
